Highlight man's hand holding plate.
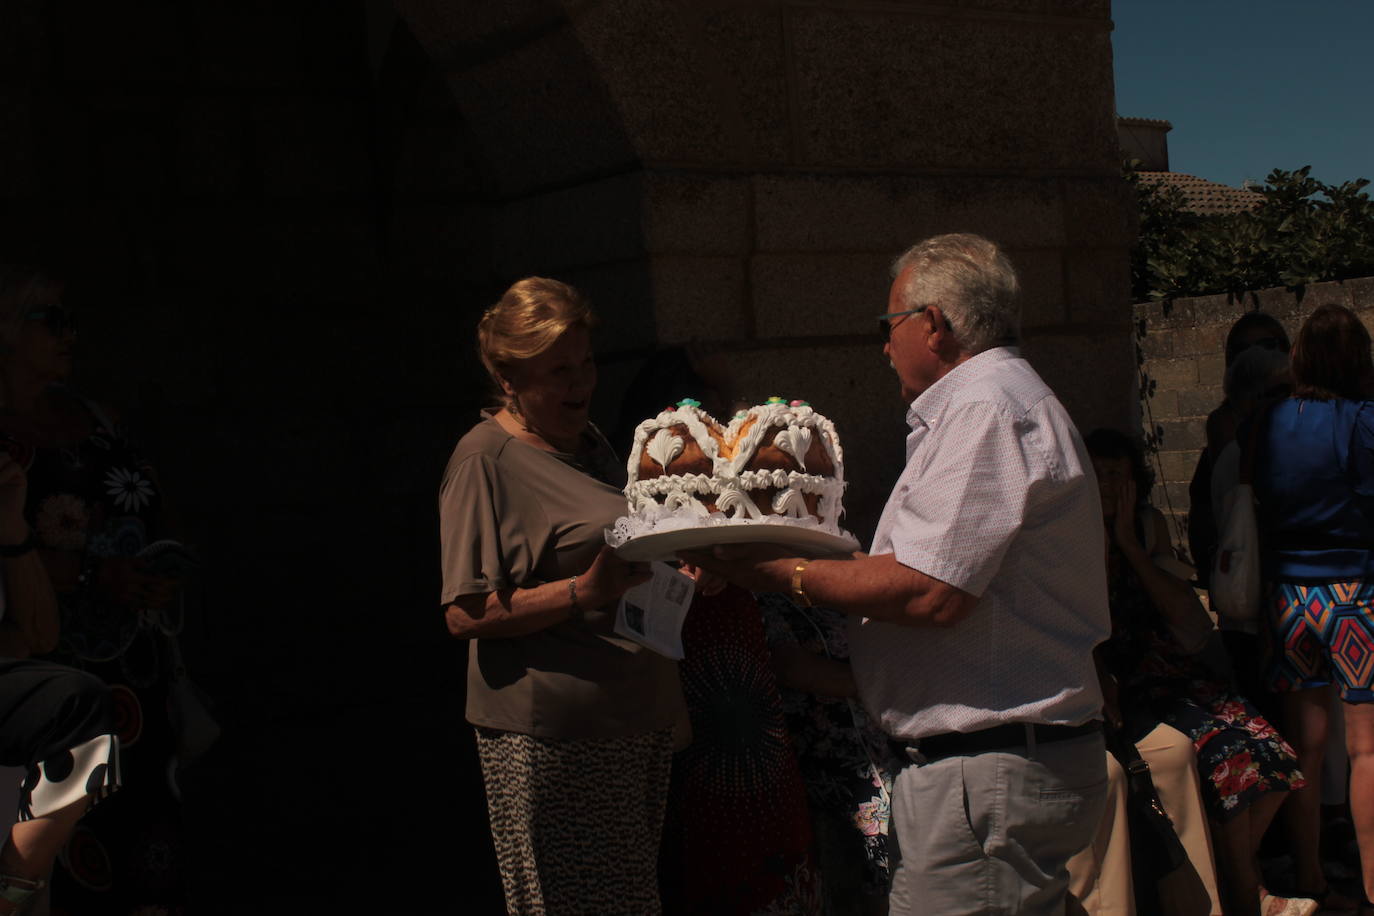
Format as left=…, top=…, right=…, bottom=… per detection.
left=677, top=543, right=798, bottom=595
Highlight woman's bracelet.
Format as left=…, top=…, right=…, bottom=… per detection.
left=568, top=575, right=584, bottom=622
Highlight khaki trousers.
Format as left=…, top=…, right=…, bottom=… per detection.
left=1067, top=723, right=1222, bottom=916
left=887, top=731, right=1108, bottom=916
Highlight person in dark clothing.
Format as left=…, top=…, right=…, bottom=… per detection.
left=1187, top=312, right=1291, bottom=587
left=0, top=443, right=118, bottom=915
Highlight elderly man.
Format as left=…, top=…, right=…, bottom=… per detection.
left=683, top=233, right=1110, bottom=914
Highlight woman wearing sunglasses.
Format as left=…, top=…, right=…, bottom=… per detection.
left=0, top=264, right=191, bottom=913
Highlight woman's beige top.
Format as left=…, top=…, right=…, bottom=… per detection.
left=439, top=416, right=683, bottom=740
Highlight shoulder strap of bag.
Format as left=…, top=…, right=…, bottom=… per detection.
left=1105, top=727, right=1190, bottom=872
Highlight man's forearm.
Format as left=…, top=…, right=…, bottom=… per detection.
left=800, top=553, right=975, bottom=627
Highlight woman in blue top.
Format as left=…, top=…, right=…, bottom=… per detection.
left=1254, top=303, right=1374, bottom=911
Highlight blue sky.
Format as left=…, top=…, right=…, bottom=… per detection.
left=1111, top=2, right=1374, bottom=189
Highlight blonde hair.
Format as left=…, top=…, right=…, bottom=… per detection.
left=477, top=277, right=596, bottom=406
left=0, top=264, right=64, bottom=346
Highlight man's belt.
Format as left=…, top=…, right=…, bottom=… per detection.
left=902, top=720, right=1102, bottom=764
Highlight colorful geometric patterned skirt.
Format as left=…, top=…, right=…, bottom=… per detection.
left=475, top=726, right=673, bottom=916
left=1269, top=580, right=1374, bottom=702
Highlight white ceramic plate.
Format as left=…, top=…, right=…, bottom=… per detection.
left=611, top=524, right=860, bottom=562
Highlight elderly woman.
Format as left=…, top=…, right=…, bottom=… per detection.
left=1252, top=304, right=1374, bottom=913
left=440, top=277, right=685, bottom=915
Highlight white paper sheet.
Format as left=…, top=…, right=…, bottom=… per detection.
left=615, top=561, right=695, bottom=659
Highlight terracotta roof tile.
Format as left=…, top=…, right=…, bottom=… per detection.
left=1118, top=116, right=1173, bottom=130
left=1139, top=170, right=1264, bottom=216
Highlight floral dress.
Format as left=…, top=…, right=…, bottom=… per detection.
left=1101, top=561, right=1305, bottom=821
left=8, top=391, right=187, bottom=914
left=758, top=592, right=894, bottom=900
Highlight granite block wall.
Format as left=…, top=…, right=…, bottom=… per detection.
left=394, top=0, right=1137, bottom=541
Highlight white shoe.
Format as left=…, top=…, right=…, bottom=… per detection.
left=1260, top=888, right=1320, bottom=916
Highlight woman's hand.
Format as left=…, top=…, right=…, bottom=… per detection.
left=1110, top=477, right=1138, bottom=550
left=680, top=564, right=726, bottom=597
left=95, top=557, right=180, bottom=610
left=577, top=545, right=651, bottom=609
left=0, top=454, right=30, bottom=546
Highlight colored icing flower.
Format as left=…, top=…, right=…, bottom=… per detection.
left=104, top=467, right=155, bottom=513
left=676, top=398, right=701, bottom=408
left=790, top=399, right=809, bottom=407
left=766, top=396, right=786, bottom=404
left=36, top=493, right=89, bottom=550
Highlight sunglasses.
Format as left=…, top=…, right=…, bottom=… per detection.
left=24, top=304, right=78, bottom=337
left=877, top=306, right=951, bottom=342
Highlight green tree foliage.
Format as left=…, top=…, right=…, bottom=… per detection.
left=1130, top=165, right=1374, bottom=301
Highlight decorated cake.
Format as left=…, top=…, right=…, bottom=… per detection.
left=606, top=397, right=856, bottom=550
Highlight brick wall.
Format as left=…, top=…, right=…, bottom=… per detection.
left=1133, top=276, right=1374, bottom=554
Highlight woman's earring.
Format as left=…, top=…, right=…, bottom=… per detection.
left=500, top=380, right=523, bottom=423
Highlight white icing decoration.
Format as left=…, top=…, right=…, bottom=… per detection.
left=613, top=400, right=855, bottom=547
left=716, top=486, right=761, bottom=520
left=773, top=426, right=813, bottom=471
left=772, top=488, right=807, bottom=518
left=603, top=503, right=860, bottom=549
left=625, top=405, right=726, bottom=480
left=664, top=490, right=710, bottom=517
left=645, top=430, right=685, bottom=470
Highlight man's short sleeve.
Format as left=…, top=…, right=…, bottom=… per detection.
left=439, top=453, right=515, bottom=604
left=888, top=401, right=1034, bottom=596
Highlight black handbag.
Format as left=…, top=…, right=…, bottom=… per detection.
left=1104, top=727, right=1190, bottom=913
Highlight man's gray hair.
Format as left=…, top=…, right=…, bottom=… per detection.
left=890, top=233, right=1020, bottom=355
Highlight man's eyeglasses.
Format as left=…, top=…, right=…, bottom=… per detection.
left=24, top=304, right=78, bottom=337
left=877, top=306, right=950, bottom=342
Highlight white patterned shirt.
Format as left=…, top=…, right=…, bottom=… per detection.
left=849, top=347, right=1109, bottom=741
